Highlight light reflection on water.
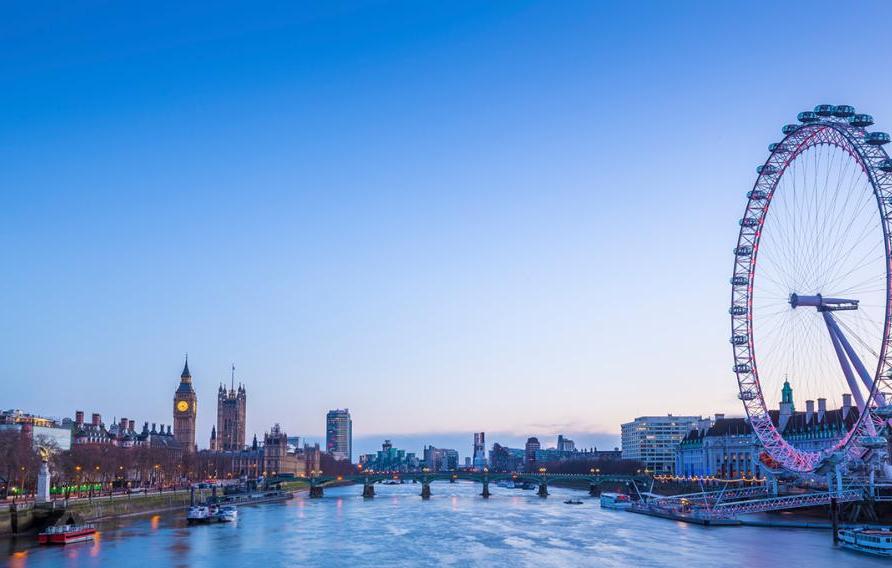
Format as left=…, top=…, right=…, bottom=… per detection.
left=3, top=482, right=887, bottom=567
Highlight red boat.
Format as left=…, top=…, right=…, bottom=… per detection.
left=37, top=524, right=97, bottom=545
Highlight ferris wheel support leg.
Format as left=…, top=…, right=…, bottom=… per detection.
left=823, top=312, right=870, bottom=413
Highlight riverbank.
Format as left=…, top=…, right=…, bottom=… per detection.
left=1, top=482, right=310, bottom=536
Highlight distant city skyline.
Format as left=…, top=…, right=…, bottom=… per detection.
left=4, top=2, right=892, bottom=444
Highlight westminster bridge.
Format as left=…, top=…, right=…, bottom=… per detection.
left=277, top=471, right=653, bottom=500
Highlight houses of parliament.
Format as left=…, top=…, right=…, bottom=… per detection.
left=172, top=357, right=321, bottom=478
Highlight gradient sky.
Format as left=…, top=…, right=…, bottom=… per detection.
left=3, top=1, right=892, bottom=458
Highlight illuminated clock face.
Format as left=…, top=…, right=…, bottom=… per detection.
left=177, top=400, right=189, bottom=412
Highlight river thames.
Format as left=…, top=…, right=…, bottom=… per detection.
left=4, top=483, right=885, bottom=567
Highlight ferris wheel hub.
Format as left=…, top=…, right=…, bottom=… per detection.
left=789, top=293, right=859, bottom=312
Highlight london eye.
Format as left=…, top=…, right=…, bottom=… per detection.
left=730, top=105, right=892, bottom=474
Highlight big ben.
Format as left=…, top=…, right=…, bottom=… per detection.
left=173, top=357, right=197, bottom=452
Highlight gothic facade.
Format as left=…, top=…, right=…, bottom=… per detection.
left=173, top=357, right=197, bottom=453
left=210, top=378, right=246, bottom=451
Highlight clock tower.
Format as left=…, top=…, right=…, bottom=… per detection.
left=173, top=356, right=198, bottom=452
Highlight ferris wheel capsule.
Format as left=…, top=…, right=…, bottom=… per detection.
left=833, top=105, right=855, bottom=118
left=850, top=114, right=874, bottom=128
left=757, top=165, right=778, bottom=175
left=730, top=276, right=748, bottom=286
left=814, top=104, right=835, bottom=117
left=798, top=111, right=819, bottom=123
left=768, top=142, right=789, bottom=153
left=782, top=124, right=799, bottom=135
left=879, top=159, right=892, bottom=173
left=866, top=132, right=891, bottom=146
left=747, top=190, right=767, bottom=200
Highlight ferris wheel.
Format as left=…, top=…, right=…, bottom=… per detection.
left=730, top=104, right=892, bottom=474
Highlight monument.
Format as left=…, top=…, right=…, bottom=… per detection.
left=36, top=446, right=51, bottom=504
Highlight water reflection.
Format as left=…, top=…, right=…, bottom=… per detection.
left=3, top=482, right=889, bottom=567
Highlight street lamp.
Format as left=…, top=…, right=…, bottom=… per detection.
left=538, top=467, right=546, bottom=474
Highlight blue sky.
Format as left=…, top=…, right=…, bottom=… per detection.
left=3, top=1, right=892, bottom=458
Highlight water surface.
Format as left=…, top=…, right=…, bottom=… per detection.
left=4, top=483, right=882, bottom=567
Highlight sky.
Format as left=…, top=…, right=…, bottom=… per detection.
left=3, top=1, right=892, bottom=459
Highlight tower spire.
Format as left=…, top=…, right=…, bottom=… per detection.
left=181, top=354, right=191, bottom=379
left=231, top=363, right=235, bottom=391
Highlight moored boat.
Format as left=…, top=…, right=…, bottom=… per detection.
left=217, top=505, right=238, bottom=522
left=187, top=505, right=210, bottom=523
left=599, top=492, right=632, bottom=510
left=839, top=527, right=892, bottom=557
left=37, top=524, right=97, bottom=545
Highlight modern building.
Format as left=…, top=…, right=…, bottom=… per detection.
left=472, top=432, right=487, bottom=468
left=556, top=434, right=576, bottom=452
left=423, top=446, right=459, bottom=471
left=211, top=367, right=247, bottom=451
left=489, top=443, right=525, bottom=472
left=621, top=414, right=703, bottom=474
left=173, top=357, right=198, bottom=453
left=0, top=409, right=71, bottom=451
left=524, top=437, right=541, bottom=471
left=359, top=440, right=419, bottom=472
left=326, top=409, right=352, bottom=462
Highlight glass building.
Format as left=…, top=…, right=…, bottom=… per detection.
left=325, top=409, right=352, bottom=462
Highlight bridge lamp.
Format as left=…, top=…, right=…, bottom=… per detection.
left=538, top=467, right=547, bottom=474
left=482, top=468, right=488, bottom=474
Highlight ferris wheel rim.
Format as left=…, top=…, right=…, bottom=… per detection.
left=730, top=111, right=892, bottom=474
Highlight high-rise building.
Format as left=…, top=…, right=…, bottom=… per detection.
left=173, top=357, right=197, bottom=452
left=212, top=366, right=246, bottom=451
left=423, top=445, right=458, bottom=471
left=472, top=432, right=487, bottom=468
left=621, top=414, right=703, bottom=475
left=524, top=437, right=540, bottom=471
left=326, top=409, right=352, bottom=462
left=556, top=434, right=575, bottom=452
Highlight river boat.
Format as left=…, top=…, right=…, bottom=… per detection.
left=496, top=480, right=535, bottom=490
left=216, top=506, right=238, bottom=523
left=37, top=524, right=97, bottom=545
left=563, top=499, right=583, bottom=505
left=187, top=506, right=210, bottom=523
left=214, top=489, right=293, bottom=506
left=839, top=527, right=892, bottom=557
left=600, top=492, right=632, bottom=510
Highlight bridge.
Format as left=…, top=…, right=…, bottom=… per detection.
left=274, top=471, right=651, bottom=500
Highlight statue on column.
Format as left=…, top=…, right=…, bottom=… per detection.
left=36, top=445, right=51, bottom=504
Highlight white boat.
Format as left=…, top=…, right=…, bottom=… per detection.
left=839, top=527, right=892, bottom=557
left=599, top=492, right=632, bottom=510
left=187, top=506, right=210, bottom=523
left=217, top=506, right=238, bottom=523
left=496, top=480, right=517, bottom=489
